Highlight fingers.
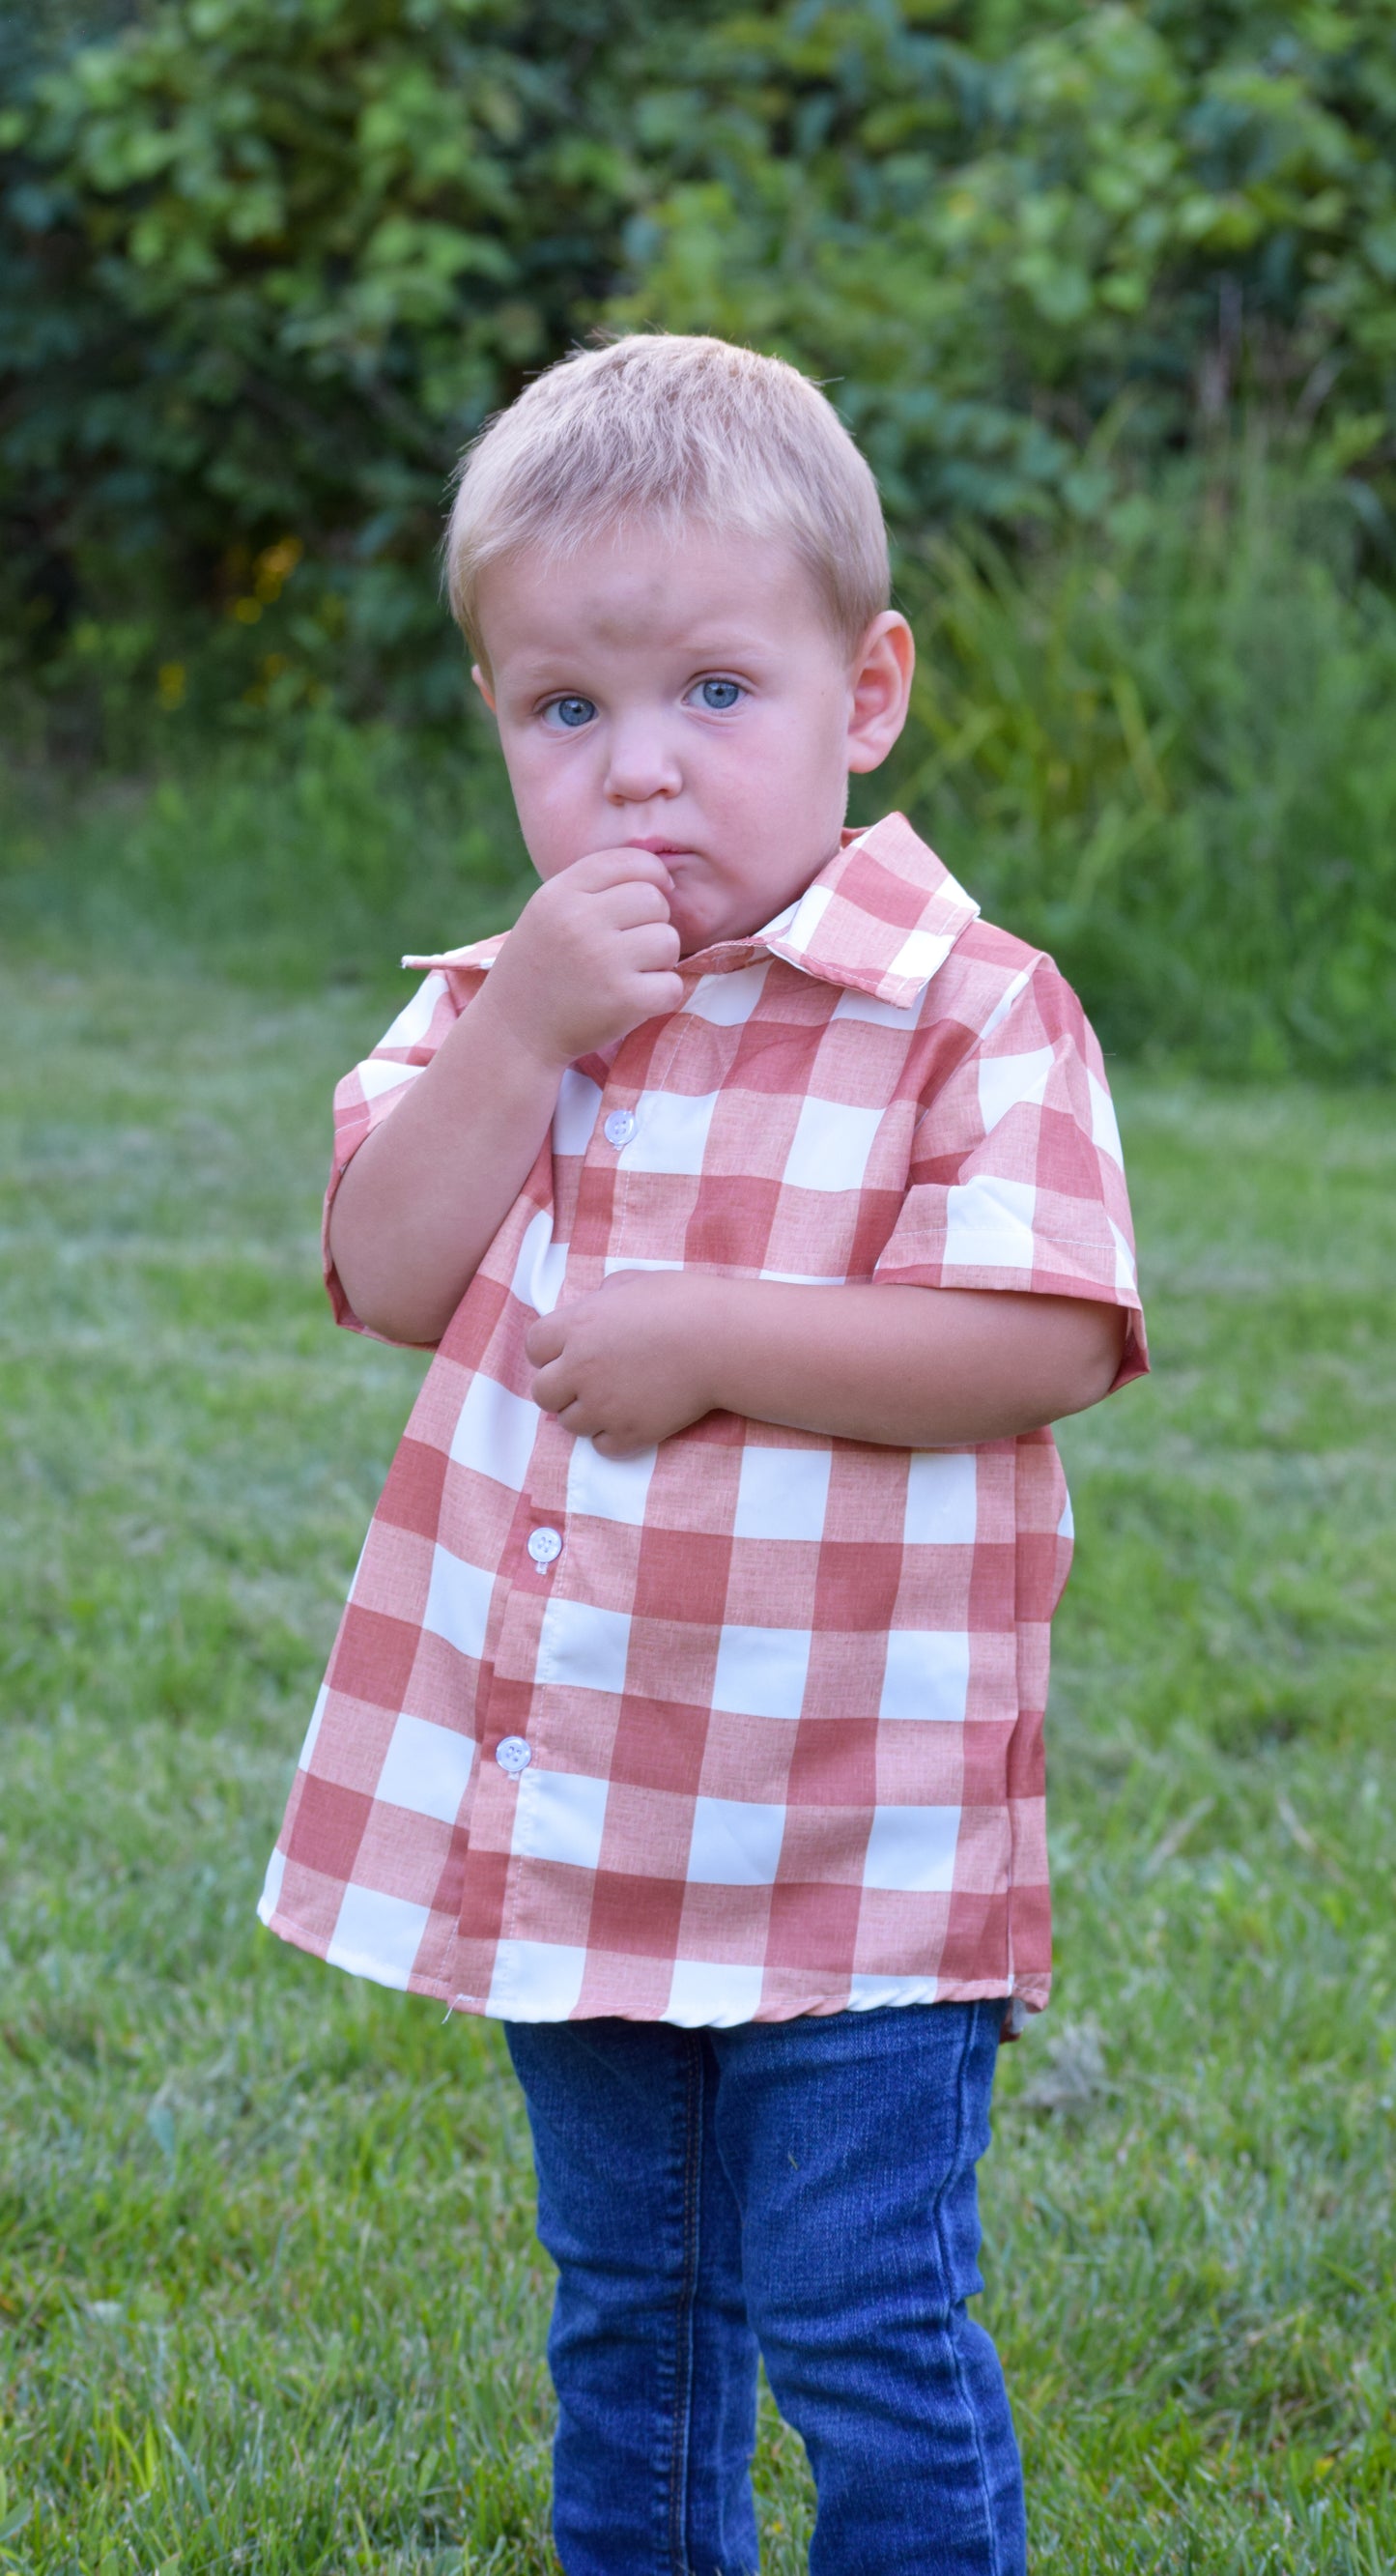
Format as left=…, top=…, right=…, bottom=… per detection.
left=529, top=1353, right=574, bottom=1416
left=551, top=1394, right=649, bottom=1455
left=601, top=879, right=675, bottom=932
left=527, top=1298, right=618, bottom=1432
left=631, top=967, right=685, bottom=1023
left=524, top=1312, right=564, bottom=1368
left=572, top=845, right=675, bottom=899
left=613, top=918, right=681, bottom=973
left=589, top=1429, right=653, bottom=1461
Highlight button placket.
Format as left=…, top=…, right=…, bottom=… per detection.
left=593, top=1012, right=708, bottom=1270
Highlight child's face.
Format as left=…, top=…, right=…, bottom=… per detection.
left=472, top=523, right=912, bottom=956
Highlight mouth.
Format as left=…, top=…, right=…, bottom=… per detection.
left=625, top=837, right=693, bottom=858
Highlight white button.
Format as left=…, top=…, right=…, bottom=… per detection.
left=527, top=1525, right=562, bottom=1566
left=604, top=1108, right=637, bottom=1148
left=495, top=1736, right=532, bottom=1777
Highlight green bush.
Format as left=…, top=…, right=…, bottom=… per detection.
left=3, top=0, right=1394, bottom=730
left=623, top=0, right=1396, bottom=530
left=0, top=0, right=666, bottom=731
left=878, top=465, right=1396, bottom=1076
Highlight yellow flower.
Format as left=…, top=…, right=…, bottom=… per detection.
left=253, top=536, right=304, bottom=603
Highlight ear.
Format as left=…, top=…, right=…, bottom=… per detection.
left=845, top=612, right=914, bottom=774
left=470, top=662, right=497, bottom=714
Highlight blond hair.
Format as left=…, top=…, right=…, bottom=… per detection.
left=444, top=334, right=890, bottom=662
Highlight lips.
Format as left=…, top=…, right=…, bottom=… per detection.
left=624, top=837, right=691, bottom=857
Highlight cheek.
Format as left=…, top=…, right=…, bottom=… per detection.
left=732, top=702, right=842, bottom=802
left=499, top=738, right=586, bottom=868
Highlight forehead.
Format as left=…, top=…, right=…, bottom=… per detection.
left=475, top=522, right=842, bottom=669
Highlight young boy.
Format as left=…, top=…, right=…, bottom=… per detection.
left=259, top=333, right=1147, bottom=2574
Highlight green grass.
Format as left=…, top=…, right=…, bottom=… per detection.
left=1, top=956, right=1394, bottom=2572
left=0, top=719, right=531, bottom=996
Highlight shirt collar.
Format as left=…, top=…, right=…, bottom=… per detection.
left=405, top=813, right=979, bottom=1012
left=749, top=812, right=979, bottom=1009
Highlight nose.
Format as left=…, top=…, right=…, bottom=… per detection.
left=603, top=710, right=681, bottom=807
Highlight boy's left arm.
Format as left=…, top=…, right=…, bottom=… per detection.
left=526, top=1273, right=1123, bottom=1457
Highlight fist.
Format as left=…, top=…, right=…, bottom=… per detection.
left=482, top=847, right=684, bottom=1070
left=526, top=1271, right=721, bottom=1456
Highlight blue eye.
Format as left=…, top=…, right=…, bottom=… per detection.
left=694, top=678, right=742, bottom=711
left=547, top=696, right=596, bottom=730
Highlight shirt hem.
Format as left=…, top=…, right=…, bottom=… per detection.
left=258, top=1905, right=1050, bottom=2023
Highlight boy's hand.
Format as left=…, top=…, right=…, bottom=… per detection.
left=526, top=1271, right=719, bottom=1456
left=480, top=848, right=684, bottom=1071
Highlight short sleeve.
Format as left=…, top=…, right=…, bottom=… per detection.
left=873, top=955, right=1148, bottom=1390
left=322, top=966, right=478, bottom=1335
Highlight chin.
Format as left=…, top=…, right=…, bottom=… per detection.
left=672, top=908, right=715, bottom=957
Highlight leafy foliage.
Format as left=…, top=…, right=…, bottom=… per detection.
left=2, top=0, right=1395, bottom=724
left=622, top=1, right=1396, bottom=527
left=0, top=0, right=661, bottom=719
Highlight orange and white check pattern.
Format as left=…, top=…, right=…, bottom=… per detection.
left=259, top=815, right=1147, bottom=2025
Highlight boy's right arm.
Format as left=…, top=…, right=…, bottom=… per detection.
left=328, top=847, right=682, bottom=1345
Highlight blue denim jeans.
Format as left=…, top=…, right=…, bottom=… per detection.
left=505, top=2001, right=1025, bottom=2575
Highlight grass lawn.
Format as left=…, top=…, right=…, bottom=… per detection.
left=1, top=957, right=1393, bottom=2573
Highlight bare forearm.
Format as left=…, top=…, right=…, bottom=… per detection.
left=527, top=1270, right=1130, bottom=1455
left=695, top=1278, right=1125, bottom=1446
left=328, top=991, right=561, bottom=1343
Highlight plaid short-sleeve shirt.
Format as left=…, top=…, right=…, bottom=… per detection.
left=259, top=815, right=1147, bottom=2026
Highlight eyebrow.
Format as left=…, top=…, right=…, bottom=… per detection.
left=508, top=628, right=784, bottom=675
